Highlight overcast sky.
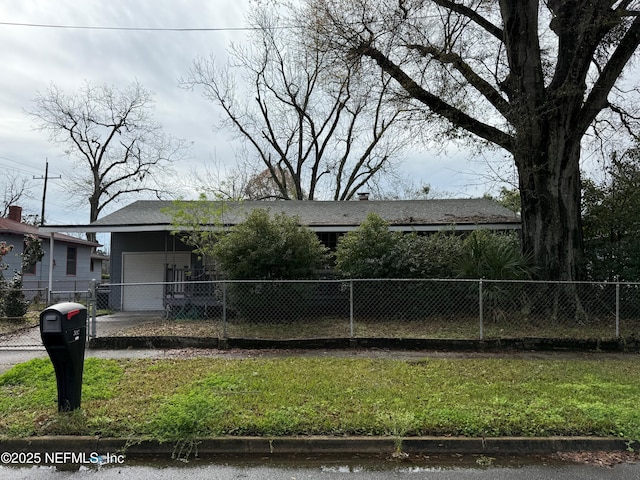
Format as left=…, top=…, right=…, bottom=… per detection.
left=0, top=0, right=507, bottom=241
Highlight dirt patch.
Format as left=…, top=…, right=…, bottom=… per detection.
left=110, top=319, right=222, bottom=338
left=550, top=451, right=640, bottom=467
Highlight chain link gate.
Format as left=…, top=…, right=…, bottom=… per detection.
left=0, top=284, right=97, bottom=349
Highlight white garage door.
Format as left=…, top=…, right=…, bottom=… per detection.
left=122, top=252, right=191, bottom=311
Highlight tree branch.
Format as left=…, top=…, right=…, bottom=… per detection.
left=406, top=43, right=511, bottom=120
left=432, top=0, right=504, bottom=41
left=579, top=15, right=640, bottom=134
left=355, top=43, right=514, bottom=151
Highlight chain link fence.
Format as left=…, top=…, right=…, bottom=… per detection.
left=0, top=284, right=93, bottom=348
left=85, top=278, right=640, bottom=342
left=2, top=278, right=640, bottom=347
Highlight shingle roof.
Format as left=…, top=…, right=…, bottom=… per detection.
left=0, top=217, right=99, bottom=246
left=87, top=198, right=519, bottom=232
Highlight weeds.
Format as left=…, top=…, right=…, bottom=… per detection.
left=1, top=357, right=640, bottom=442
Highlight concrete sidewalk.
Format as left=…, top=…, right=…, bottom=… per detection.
left=1, top=341, right=637, bottom=375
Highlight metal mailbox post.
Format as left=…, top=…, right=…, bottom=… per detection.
left=39, top=302, right=87, bottom=412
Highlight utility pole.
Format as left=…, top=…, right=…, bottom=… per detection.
left=33, top=159, right=61, bottom=226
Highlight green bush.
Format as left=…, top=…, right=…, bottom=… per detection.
left=335, top=213, right=407, bottom=278
left=213, top=209, right=328, bottom=320
left=399, top=231, right=463, bottom=279
left=335, top=213, right=463, bottom=279
left=3, top=273, right=29, bottom=318
left=456, top=229, right=533, bottom=280
left=213, top=209, right=329, bottom=280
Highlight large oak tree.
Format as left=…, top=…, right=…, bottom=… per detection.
left=306, top=0, right=640, bottom=280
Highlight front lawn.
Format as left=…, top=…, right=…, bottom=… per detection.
left=1, top=356, right=639, bottom=442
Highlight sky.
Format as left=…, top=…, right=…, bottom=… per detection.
left=0, top=0, right=510, bottom=245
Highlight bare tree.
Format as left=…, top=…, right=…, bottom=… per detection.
left=27, top=80, right=188, bottom=242
left=1, top=172, right=32, bottom=218
left=305, top=0, right=640, bottom=281
left=243, top=168, right=301, bottom=200
left=182, top=7, right=416, bottom=201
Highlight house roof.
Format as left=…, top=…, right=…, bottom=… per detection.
left=41, top=199, right=520, bottom=234
left=0, top=217, right=100, bottom=247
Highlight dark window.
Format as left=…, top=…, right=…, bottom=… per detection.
left=66, top=246, right=77, bottom=276
left=22, top=241, right=37, bottom=275
left=316, top=232, right=341, bottom=251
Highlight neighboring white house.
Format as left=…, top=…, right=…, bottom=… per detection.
left=41, top=198, right=521, bottom=311
left=0, top=206, right=104, bottom=295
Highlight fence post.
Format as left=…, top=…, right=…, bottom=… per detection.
left=349, top=279, right=354, bottom=339
left=616, top=280, right=620, bottom=339
left=89, top=279, right=97, bottom=339
left=222, top=281, right=227, bottom=339
left=479, top=279, right=484, bottom=340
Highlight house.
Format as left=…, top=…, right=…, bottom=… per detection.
left=41, top=198, right=520, bottom=311
left=0, top=206, right=103, bottom=297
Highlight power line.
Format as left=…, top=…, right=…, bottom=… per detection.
left=0, top=155, right=40, bottom=171
left=0, top=21, right=260, bottom=32
left=0, top=157, right=64, bottom=178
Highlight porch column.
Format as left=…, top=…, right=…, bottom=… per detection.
left=47, top=232, right=54, bottom=304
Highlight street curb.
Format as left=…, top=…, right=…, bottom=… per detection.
left=88, top=336, right=640, bottom=353
left=0, top=436, right=631, bottom=456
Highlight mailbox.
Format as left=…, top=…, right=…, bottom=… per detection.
left=39, top=302, right=87, bottom=412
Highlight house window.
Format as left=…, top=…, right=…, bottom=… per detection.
left=66, top=246, right=77, bottom=275
left=23, top=241, right=36, bottom=275
left=24, top=262, right=36, bottom=275
left=316, top=232, right=341, bottom=251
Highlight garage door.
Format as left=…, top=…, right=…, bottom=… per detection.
left=122, top=252, right=191, bottom=311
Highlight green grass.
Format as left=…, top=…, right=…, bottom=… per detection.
left=1, top=357, right=640, bottom=441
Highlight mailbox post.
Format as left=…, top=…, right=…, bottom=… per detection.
left=39, top=302, right=87, bottom=412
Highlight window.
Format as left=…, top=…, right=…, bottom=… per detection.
left=24, top=262, right=36, bottom=275
left=23, top=241, right=37, bottom=275
left=316, top=232, right=342, bottom=251
left=66, top=246, right=77, bottom=275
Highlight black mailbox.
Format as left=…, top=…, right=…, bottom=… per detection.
left=39, top=302, right=87, bottom=412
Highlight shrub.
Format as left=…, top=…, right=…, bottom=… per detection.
left=456, top=229, right=532, bottom=280
left=335, top=214, right=464, bottom=279
left=3, top=273, right=29, bottom=318
left=335, top=213, right=407, bottom=278
left=399, top=231, right=464, bottom=279
left=213, top=209, right=329, bottom=320
left=213, top=209, right=329, bottom=280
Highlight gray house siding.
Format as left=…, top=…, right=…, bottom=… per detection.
left=0, top=231, right=25, bottom=277
left=0, top=233, right=97, bottom=295
left=110, top=231, right=193, bottom=284
left=108, top=231, right=193, bottom=310
left=25, top=241, right=97, bottom=292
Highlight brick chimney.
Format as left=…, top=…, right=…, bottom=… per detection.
left=357, top=192, right=370, bottom=201
left=8, top=205, right=22, bottom=223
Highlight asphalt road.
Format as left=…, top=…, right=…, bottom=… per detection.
left=2, top=460, right=640, bottom=479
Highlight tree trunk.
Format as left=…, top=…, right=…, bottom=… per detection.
left=86, top=195, right=99, bottom=244
left=516, top=121, right=584, bottom=281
